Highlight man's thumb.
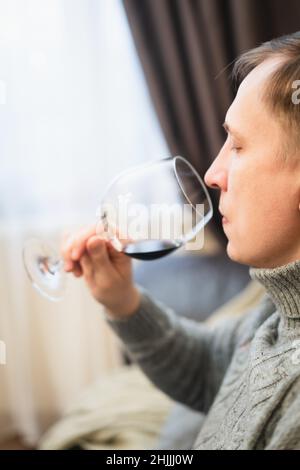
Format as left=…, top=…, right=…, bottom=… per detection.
left=86, top=236, right=110, bottom=264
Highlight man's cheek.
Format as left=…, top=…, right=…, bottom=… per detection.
left=235, top=212, right=253, bottom=243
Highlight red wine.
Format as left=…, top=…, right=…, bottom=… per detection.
left=123, top=239, right=182, bottom=260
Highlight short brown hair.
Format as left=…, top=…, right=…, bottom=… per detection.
left=232, top=31, right=300, bottom=154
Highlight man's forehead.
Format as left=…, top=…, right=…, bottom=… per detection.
left=225, top=58, right=283, bottom=133
left=237, top=56, right=283, bottom=100
left=224, top=95, right=254, bottom=135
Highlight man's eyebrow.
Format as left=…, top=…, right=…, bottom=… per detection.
left=222, top=121, right=244, bottom=140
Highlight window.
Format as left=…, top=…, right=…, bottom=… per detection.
left=0, top=0, right=169, bottom=226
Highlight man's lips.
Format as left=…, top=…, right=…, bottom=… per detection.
left=219, top=207, right=228, bottom=224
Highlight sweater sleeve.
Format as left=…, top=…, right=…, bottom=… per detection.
left=103, top=285, right=247, bottom=414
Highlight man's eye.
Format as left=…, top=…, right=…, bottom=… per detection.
left=231, top=144, right=242, bottom=152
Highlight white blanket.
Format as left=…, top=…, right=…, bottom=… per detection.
left=38, top=364, right=173, bottom=450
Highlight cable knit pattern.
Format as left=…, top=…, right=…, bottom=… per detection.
left=105, top=259, right=300, bottom=450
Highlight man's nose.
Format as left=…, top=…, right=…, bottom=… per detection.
left=204, top=153, right=228, bottom=191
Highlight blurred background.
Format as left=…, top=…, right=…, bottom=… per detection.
left=0, top=0, right=299, bottom=450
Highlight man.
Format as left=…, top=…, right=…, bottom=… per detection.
left=62, top=32, right=300, bottom=449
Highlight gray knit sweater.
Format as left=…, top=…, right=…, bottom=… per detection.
left=104, top=259, right=300, bottom=450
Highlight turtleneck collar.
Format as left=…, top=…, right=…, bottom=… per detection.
left=249, top=259, right=300, bottom=326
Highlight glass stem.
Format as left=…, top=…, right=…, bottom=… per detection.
left=38, top=257, right=64, bottom=276
left=49, top=259, right=64, bottom=275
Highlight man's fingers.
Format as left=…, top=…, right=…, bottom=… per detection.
left=61, top=232, right=75, bottom=262
left=64, top=260, right=74, bottom=272
left=80, top=254, right=93, bottom=282
left=86, top=236, right=111, bottom=265
left=70, top=224, right=97, bottom=261
left=63, top=260, right=82, bottom=276
left=72, top=262, right=83, bottom=277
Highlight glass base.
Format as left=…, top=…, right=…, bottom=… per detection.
left=23, top=239, right=66, bottom=301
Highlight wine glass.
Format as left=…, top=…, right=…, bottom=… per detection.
left=23, top=156, right=213, bottom=301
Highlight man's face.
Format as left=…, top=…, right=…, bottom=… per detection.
left=205, top=58, right=300, bottom=268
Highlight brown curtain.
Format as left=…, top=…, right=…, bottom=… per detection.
left=122, top=0, right=300, bottom=245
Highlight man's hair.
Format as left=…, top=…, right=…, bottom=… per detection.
left=232, top=31, right=300, bottom=153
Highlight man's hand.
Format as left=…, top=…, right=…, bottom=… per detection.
left=61, top=224, right=141, bottom=319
